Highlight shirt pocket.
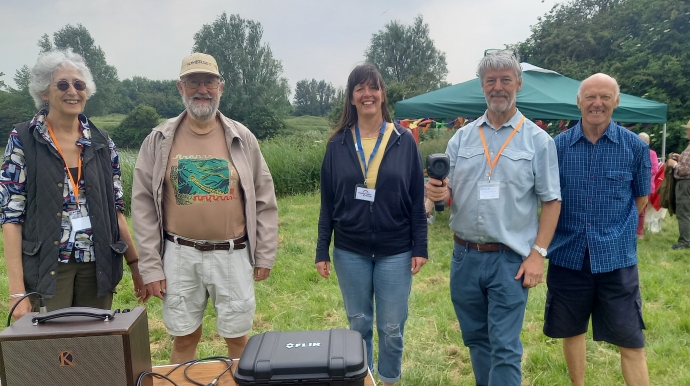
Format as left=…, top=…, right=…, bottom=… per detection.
left=497, top=148, right=534, bottom=186
left=454, top=146, right=486, bottom=182
left=605, top=171, right=632, bottom=200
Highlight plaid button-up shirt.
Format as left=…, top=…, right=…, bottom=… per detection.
left=549, top=121, right=651, bottom=273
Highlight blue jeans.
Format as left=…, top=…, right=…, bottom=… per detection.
left=450, top=242, right=529, bottom=386
left=332, top=247, right=412, bottom=384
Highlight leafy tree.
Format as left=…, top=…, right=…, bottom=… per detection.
left=110, top=104, right=160, bottom=149
left=365, top=14, right=449, bottom=109
left=327, top=88, right=346, bottom=128
left=192, top=13, right=290, bottom=139
left=0, top=68, right=36, bottom=141
left=517, top=0, right=690, bottom=153
left=293, top=79, right=336, bottom=116
left=118, top=77, right=184, bottom=118
left=39, top=24, right=120, bottom=117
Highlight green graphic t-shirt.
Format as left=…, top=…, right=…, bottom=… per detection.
left=163, top=120, right=246, bottom=241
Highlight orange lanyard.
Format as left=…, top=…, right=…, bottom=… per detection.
left=46, top=122, right=83, bottom=205
left=478, top=116, right=525, bottom=182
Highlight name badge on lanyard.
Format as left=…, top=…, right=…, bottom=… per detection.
left=478, top=181, right=500, bottom=200
left=353, top=120, right=387, bottom=202
left=355, top=184, right=376, bottom=202
left=68, top=210, right=92, bottom=243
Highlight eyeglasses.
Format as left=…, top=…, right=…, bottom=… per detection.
left=484, top=49, right=516, bottom=57
left=55, top=79, right=86, bottom=91
left=182, top=79, right=220, bottom=89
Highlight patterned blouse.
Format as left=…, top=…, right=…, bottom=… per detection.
left=0, top=110, right=124, bottom=263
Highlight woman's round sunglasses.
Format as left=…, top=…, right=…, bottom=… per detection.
left=55, top=79, right=86, bottom=91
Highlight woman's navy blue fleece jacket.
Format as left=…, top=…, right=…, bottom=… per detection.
left=316, top=124, right=428, bottom=262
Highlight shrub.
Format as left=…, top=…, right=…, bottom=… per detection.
left=111, top=104, right=160, bottom=149
left=260, top=131, right=327, bottom=196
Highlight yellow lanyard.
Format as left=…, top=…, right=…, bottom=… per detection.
left=478, top=116, right=525, bottom=182
left=46, top=122, right=83, bottom=205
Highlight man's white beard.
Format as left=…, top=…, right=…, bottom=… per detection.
left=183, top=92, right=219, bottom=121
left=485, top=91, right=514, bottom=115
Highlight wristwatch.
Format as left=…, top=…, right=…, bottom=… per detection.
left=532, top=244, right=547, bottom=257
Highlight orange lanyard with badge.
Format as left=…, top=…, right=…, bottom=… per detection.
left=46, top=122, right=91, bottom=243
left=476, top=116, right=525, bottom=199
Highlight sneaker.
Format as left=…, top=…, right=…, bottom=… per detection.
left=671, top=244, right=688, bottom=250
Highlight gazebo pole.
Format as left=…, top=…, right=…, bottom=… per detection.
left=661, top=123, right=667, bottom=161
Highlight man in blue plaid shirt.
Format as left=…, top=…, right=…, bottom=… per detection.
left=545, top=73, right=651, bottom=386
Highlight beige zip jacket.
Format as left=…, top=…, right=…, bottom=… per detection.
left=132, top=111, right=278, bottom=284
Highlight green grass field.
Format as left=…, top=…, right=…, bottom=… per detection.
left=1, top=197, right=688, bottom=385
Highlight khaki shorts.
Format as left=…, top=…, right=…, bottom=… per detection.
left=161, top=238, right=255, bottom=338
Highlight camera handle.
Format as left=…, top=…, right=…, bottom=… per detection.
left=426, top=154, right=451, bottom=212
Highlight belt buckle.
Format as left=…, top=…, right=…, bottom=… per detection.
left=194, top=241, right=211, bottom=251
left=476, top=243, right=483, bottom=252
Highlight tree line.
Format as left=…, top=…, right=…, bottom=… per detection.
left=0, top=13, right=447, bottom=147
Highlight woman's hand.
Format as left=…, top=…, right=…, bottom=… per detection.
left=315, top=261, right=331, bottom=278
left=9, top=297, right=31, bottom=321
left=411, top=257, right=427, bottom=275
left=128, top=263, right=146, bottom=302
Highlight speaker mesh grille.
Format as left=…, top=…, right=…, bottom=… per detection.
left=2, top=335, right=128, bottom=385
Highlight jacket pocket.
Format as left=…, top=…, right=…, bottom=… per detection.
left=22, top=240, right=41, bottom=256
left=110, top=240, right=128, bottom=255
left=21, top=239, right=42, bottom=290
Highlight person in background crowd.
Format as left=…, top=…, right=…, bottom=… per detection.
left=666, top=119, right=690, bottom=250
left=636, top=132, right=659, bottom=238
left=545, top=73, right=651, bottom=386
left=316, top=63, right=427, bottom=386
left=426, top=51, right=561, bottom=386
left=133, top=53, right=278, bottom=362
left=0, top=48, right=143, bottom=320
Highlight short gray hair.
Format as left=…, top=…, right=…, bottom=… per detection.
left=577, top=73, right=620, bottom=99
left=28, top=48, right=96, bottom=110
left=476, top=51, right=522, bottom=82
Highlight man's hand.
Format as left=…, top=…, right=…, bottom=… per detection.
left=411, top=257, right=427, bottom=275
left=144, top=280, right=166, bottom=301
left=426, top=177, right=450, bottom=203
left=254, top=267, right=270, bottom=281
left=9, top=297, right=31, bottom=321
left=315, top=261, right=331, bottom=279
left=515, top=251, right=545, bottom=288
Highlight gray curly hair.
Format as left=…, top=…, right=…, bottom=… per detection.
left=28, top=48, right=96, bottom=110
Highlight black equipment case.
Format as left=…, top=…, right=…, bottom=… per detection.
left=233, top=329, right=368, bottom=385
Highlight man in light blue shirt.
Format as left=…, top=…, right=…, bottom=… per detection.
left=427, top=51, right=561, bottom=386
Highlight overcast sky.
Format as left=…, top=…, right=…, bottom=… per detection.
left=0, top=0, right=559, bottom=94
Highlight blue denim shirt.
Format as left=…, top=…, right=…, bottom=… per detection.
left=447, top=110, right=561, bottom=257
left=549, top=120, right=651, bottom=273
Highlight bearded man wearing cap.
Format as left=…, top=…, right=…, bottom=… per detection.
left=667, top=119, right=690, bottom=250
left=132, top=53, right=278, bottom=362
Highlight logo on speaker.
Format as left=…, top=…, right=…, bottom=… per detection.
left=59, top=351, right=74, bottom=366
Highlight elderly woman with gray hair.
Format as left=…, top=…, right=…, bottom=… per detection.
left=0, top=48, right=143, bottom=321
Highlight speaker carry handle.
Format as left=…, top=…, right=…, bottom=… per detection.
left=31, top=307, right=116, bottom=325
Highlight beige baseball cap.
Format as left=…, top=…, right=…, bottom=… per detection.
left=682, top=119, right=690, bottom=129
left=179, top=53, right=220, bottom=77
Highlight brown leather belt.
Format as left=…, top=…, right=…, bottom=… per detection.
left=165, top=233, right=247, bottom=251
left=454, top=235, right=512, bottom=253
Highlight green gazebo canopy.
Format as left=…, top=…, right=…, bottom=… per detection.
left=394, top=63, right=667, bottom=124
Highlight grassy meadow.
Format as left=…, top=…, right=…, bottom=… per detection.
left=1, top=115, right=688, bottom=385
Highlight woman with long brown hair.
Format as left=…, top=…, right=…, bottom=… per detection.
left=315, top=63, right=427, bottom=385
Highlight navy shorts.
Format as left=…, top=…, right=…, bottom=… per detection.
left=543, top=249, right=646, bottom=348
